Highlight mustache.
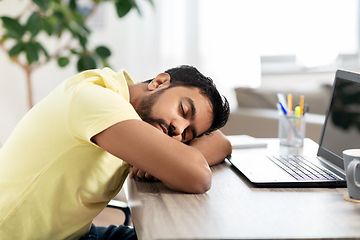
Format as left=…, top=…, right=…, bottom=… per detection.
left=158, top=120, right=175, bottom=137
left=143, top=117, right=175, bottom=137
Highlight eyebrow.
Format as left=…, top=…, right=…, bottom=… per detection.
left=183, top=97, right=197, bottom=139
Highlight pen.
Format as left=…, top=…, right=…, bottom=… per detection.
left=287, top=94, right=292, bottom=116
left=277, top=93, right=288, bottom=112
left=278, top=102, right=287, bottom=115
left=294, top=106, right=301, bottom=116
left=300, top=95, right=304, bottom=115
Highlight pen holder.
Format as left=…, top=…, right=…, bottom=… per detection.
left=278, top=115, right=306, bottom=147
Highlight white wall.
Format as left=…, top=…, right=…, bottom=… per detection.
left=0, top=0, right=162, bottom=143
left=0, top=0, right=76, bottom=143
left=0, top=0, right=265, bottom=143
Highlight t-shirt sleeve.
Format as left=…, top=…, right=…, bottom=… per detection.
left=67, top=82, right=140, bottom=143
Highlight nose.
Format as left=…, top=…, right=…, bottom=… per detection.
left=170, top=119, right=189, bottom=142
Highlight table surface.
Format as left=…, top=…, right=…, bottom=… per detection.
left=125, top=138, right=360, bottom=240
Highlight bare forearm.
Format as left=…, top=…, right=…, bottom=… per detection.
left=93, top=119, right=212, bottom=193
left=189, top=130, right=232, bottom=166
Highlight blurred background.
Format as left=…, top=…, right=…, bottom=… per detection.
left=1, top=0, right=360, bottom=143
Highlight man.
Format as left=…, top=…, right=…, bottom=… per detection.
left=0, top=65, right=231, bottom=240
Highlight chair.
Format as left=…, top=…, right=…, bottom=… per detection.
left=106, top=199, right=131, bottom=226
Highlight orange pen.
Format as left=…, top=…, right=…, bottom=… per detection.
left=287, top=94, right=292, bottom=116
left=300, top=95, right=304, bottom=115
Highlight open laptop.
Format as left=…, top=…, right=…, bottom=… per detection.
left=229, top=69, right=360, bottom=187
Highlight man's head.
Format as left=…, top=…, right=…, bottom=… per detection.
left=137, top=65, right=230, bottom=142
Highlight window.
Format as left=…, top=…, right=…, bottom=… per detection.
left=257, top=0, right=359, bottom=73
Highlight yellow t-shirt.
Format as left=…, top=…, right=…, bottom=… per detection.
left=0, top=68, right=141, bottom=239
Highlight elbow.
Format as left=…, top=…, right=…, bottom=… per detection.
left=189, top=168, right=212, bottom=194
left=181, top=165, right=212, bottom=194
left=161, top=148, right=213, bottom=194
left=225, top=137, right=233, bottom=158
left=184, top=152, right=212, bottom=193
left=164, top=159, right=212, bottom=194
left=180, top=178, right=211, bottom=194
left=195, top=180, right=212, bottom=194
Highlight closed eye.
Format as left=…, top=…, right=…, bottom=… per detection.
left=179, top=103, right=186, bottom=140
left=180, top=103, right=186, bottom=117
left=179, top=98, right=197, bottom=142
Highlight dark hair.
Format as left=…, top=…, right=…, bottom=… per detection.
left=145, top=65, right=230, bottom=135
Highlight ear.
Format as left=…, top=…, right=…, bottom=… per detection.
left=147, top=73, right=171, bottom=91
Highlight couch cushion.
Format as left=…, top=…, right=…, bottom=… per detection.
left=235, top=84, right=332, bottom=115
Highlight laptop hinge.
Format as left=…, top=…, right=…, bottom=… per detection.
left=316, top=156, right=345, bottom=175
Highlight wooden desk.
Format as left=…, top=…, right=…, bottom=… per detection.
left=125, top=138, right=360, bottom=240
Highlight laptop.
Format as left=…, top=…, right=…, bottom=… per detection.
left=229, top=69, right=360, bottom=187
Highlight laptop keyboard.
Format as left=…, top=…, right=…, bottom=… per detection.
left=268, top=155, right=341, bottom=181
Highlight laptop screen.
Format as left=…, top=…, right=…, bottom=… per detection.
left=318, top=70, right=360, bottom=169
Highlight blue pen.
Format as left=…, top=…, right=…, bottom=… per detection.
left=278, top=102, right=287, bottom=115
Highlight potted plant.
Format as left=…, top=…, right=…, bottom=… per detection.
left=0, top=0, right=152, bottom=109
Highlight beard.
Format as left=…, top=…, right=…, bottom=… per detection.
left=137, top=88, right=175, bottom=137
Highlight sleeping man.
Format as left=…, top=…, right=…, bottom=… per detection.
left=0, top=65, right=231, bottom=240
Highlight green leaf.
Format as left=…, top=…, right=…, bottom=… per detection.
left=115, top=0, right=132, bottom=18
left=34, top=42, right=50, bottom=59
left=78, top=34, right=87, bottom=50
left=42, top=17, right=53, bottom=35
left=53, top=10, right=65, bottom=20
left=53, top=19, right=66, bottom=36
left=67, top=20, right=90, bottom=39
left=129, top=0, right=141, bottom=15
left=70, top=49, right=79, bottom=54
left=58, top=57, right=70, bottom=67
left=32, top=0, right=51, bottom=11
left=1, top=17, right=26, bottom=39
left=26, top=12, right=42, bottom=37
left=77, top=20, right=91, bottom=35
left=9, top=42, right=25, bottom=57
left=69, top=0, right=77, bottom=11
left=95, top=46, right=111, bottom=58
left=25, top=41, right=39, bottom=65
left=1, top=35, right=9, bottom=43
left=77, top=55, right=97, bottom=72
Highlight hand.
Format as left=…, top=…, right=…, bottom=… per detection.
left=189, top=130, right=232, bottom=166
left=129, top=166, right=158, bottom=181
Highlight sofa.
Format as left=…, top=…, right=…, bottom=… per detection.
left=220, top=82, right=333, bottom=143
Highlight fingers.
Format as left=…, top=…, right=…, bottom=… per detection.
left=136, top=169, right=146, bottom=178
left=129, top=166, right=137, bottom=179
left=130, top=166, right=156, bottom=180
left=130, top=166, right=145, bottom=178
left=144, top=172, right=155, bottom=180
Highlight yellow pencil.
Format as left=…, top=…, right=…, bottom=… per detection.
left=300, top=95, right=304, bottom=115
left=287, top=94, right=292, bottom=116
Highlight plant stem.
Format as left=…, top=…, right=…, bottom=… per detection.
left=0, top=42, right=34, bottom=109
left=25, top=66, right=33, bottom=109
